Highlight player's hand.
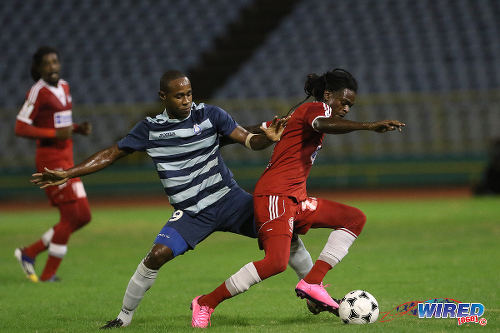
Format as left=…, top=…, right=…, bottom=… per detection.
left=261, top=116, right=289, bottom=142
left=370, top=120, right=406, bottom=133
left=55, top=126, right=73, bottom=140
left=31, top=167, right=70, bottom=188
left=75, top=122, right=92, bottom=136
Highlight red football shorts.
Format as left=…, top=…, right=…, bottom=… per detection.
left=254, top=195, right=319, bottom=242
left=254, top=195, right=363, bottom=248
left=44, top=178, right=87, bottom=206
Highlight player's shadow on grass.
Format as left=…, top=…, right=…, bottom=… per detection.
left=207, top=314, right=324, bottom=327
left=130, top=311, right=332, bottom=329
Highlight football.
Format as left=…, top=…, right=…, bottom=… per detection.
left=338, top=290, right=379, bottom=324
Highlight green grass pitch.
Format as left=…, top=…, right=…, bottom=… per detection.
left=1, top=196, right=498, bottom=332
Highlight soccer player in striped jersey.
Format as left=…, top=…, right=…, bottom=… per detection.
left=192, top=69, right=406, bottom=328
left=31, top=70, right=314, bottom=328
left=14, top=46, right=92, bottom=283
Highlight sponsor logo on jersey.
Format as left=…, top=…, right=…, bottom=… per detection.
left=53, top=110, right=73, bottom=128
left=157, top=131, right=176, bottom=139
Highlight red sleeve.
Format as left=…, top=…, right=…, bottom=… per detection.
left=15, top=120, right=56, bottom=139
left=303, top=103, right=332, bottom=129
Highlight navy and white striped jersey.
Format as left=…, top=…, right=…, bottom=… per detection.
left=117, top=103, right=238, bottom=215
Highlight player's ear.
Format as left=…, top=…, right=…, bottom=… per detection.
left=158, top=90, right=166, bottom=101
left=323, top=90, right=332, bottom=101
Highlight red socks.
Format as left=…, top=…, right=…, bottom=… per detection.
left=23, top=240, right=47, bottom=259
left=40, top=256, right=63, bottom=281
left=304, top=260, right=332, bottom=284
left=199, top=283, right=232, bottom=309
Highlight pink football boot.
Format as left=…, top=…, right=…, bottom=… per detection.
left=295, top=279, right=339, bottom=313
left=191, top=296, right=214, bottom=328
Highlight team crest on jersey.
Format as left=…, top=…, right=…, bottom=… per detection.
left=288, top=217, right=294, bottom=233
left=193, top=123, right=202, bottom=135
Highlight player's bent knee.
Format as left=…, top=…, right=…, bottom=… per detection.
left=272, top=260, right=288, bottom=274
left=349, top=208, right=366, bottom=236
left=144, top=244, right=174, bottom=269
left=75, top=200, right=92, bottom=225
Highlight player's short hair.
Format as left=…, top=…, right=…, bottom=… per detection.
left=31, top=46, right=59, bottom=81
left=304, top=68, right=358, bottom=100
left=160, top=70, right=188, bottom=92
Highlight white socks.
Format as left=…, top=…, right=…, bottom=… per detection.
left=289, top=235, right=313, bottom=279
left=41, top=228, right=54, bottom=246
left=117, top=261, right=158, bottom=326
left=318, top=229, right=356, bottom=267
left=225, top=262, right=261, bottom=296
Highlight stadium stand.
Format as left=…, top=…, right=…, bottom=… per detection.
left=1, top=0, right=499, bottom=197
left=214, top=0, right=500, bottom=98
left=0, top=0, right=252, bottom=107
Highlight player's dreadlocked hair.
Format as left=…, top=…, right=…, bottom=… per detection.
left=160, top=70, right=188, bottom=92
left=286, top=68, right=358, bottom=116
left=31, top=46, right=59, bottom=81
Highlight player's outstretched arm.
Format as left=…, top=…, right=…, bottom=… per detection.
left=31, top=144, right=129, bottom=188
left=314, top=117, right=406, bottom=134
left=219, top=119, right=284, bottom=147
left=227, top=117, right=288, bottom=150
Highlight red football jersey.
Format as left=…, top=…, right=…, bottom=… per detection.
left=16, top=79, right=74, bottom=170
left=254, top=102, right=332, bottom=201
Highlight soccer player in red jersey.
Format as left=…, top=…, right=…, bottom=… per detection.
left=192, top=68, right=406, bottom=327
left=14, top=46, right=92, bottom=282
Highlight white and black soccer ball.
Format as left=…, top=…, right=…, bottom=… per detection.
left=338, top=290, right=379, bottom=324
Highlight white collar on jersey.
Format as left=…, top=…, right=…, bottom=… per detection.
left=164, top=110, right=190, bottom=123
left=148, top=103, right=206, bottom=124
left=42, top=79, right=67, bottom=106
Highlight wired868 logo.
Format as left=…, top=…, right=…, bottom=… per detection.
left=418, top=301, right=487, bottom=326
left=380, top=298, right=488, bottom=326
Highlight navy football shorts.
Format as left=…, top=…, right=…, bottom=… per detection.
left=154, top=185, right=256, bottom=256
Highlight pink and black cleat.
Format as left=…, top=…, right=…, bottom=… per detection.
left=295, top=279, right=339, bottom=315
left=191, top=295, right=214, bottom=328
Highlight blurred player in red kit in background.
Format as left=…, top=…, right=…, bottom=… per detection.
left=192, top=68, right=406, bottom=327
left=14, top=46, right=92, bottom=282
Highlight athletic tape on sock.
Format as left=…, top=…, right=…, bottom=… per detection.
left=41, top=228, right=54, bottom=246
left=48, top=243, right=67, bottom=258
left=317, top=229, right=356, bottom=268
left=225, top=262, right=261, bottom=296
